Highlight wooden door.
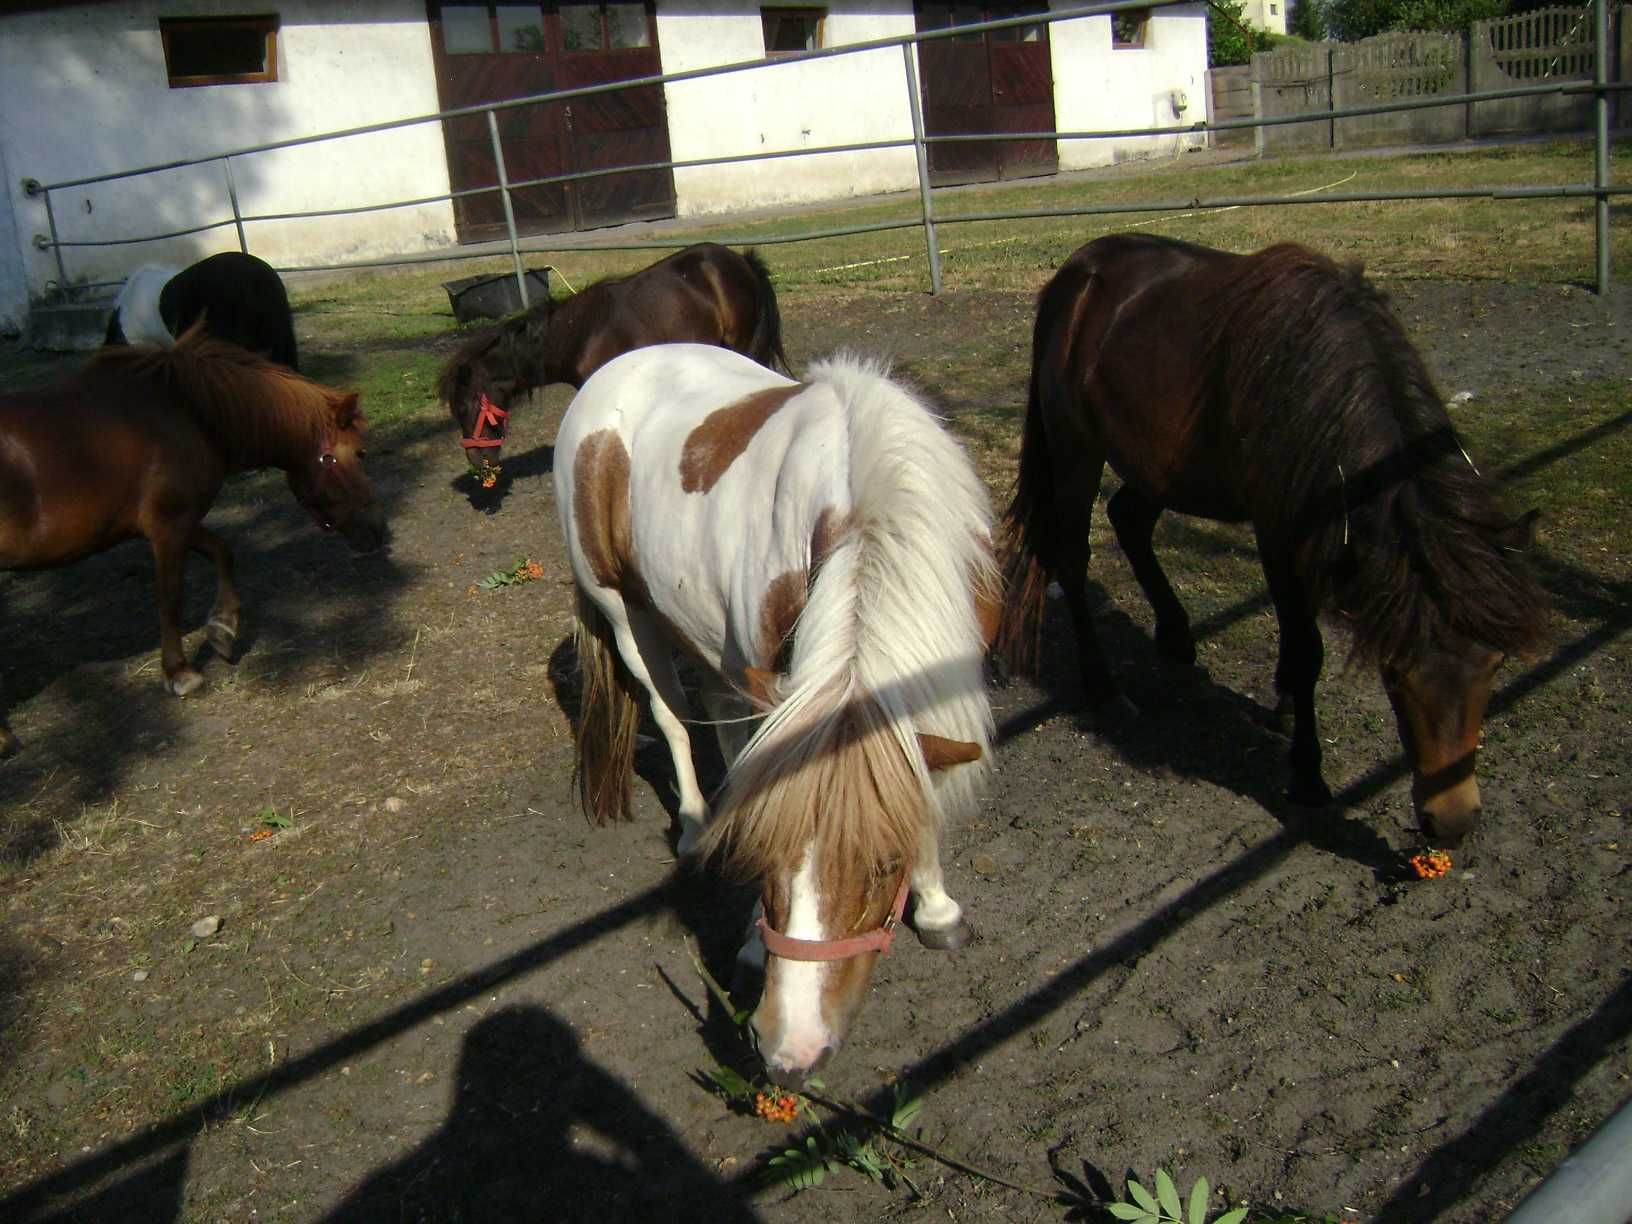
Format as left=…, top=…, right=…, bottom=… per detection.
left=914, top=3, right=1058, bottom=186
left=428, top=2, right=675, bottom=242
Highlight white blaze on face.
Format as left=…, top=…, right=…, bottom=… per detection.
left=759, top=846, right=833, bottom=1075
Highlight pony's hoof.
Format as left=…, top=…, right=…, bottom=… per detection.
left=1090, top=693, right=1140, bottom=725
left=167, top=669, right=205, bottom=698
left=914, top=920, right=973, bottom=951
left=206, top=619, right=239, bottom=659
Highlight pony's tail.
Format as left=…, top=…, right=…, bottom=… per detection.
left=743, top=249, right=793, bottom=375
left=996, top=270, right=1087, bottom=676
left=571, top=589, right=641, bottom=825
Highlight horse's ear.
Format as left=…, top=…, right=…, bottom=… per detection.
left=334, top=392, right=362, bottom=429
left=917, top=733, right=982, bottom=771
left=743, top=666, right=781, bottom=709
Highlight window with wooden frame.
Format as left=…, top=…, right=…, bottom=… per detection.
left=762, top=6, right=825, bottom=55
left=160, top=14, right=280, bottom=87
left=1111, top=8, right=1149, bottom=49
left=559, top=2, right=652, bottom=52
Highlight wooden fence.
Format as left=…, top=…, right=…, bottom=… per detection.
left=1251, top=4, right=1628, bottom=153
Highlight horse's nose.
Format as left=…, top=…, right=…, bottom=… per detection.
left=764, top=1045, right=835, bottom=1090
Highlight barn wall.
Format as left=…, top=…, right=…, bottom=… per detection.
left=1050, top=2, right=1212, bottom=170
left=655, top=3, right=923, bottom=217
left=0, top=0, right=455, bottom=304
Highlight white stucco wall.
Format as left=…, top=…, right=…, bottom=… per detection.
left=657, top=2, right=1210, bottom=217
left=1241, top=0, right=1291, bottom=37
left=0, top=0, right=455, bottom=308
left=1051, top=3, right=1211, bottom=169
left=657, top=3, right=922, bottom=217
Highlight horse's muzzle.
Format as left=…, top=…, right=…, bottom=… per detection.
left=338, top=506, right=388, bottom=553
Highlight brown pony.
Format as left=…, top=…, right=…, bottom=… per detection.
left=436, top=243, right=791, bottom=469
left=0, top=328, right=384, bottom=754
left=999, top=234, right=1547, bottom=848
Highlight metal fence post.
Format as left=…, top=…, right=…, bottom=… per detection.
left=901, top=42, right=943, bottom=296
left=222, top=156, right=249, bottom=254
left=486, top=109, right=531, bottom=311
left=1593, top=0, right=1611, bottom=294
left=36, top=186, right=69, bottom=299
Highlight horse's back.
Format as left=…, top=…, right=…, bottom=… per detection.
left=161, top=252, right=299, bottom=370
left=107, top=264, right=182, bottom=347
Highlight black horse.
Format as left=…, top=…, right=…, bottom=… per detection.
left=436, top=243, right=791, bottom=468
left=105, top=251, right=299, bottom=370
left=999, top=233, right=1548, bottom=848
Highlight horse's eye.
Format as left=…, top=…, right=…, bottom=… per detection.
left=320, top=453, right=337, bottom=466
left=357, top=449, right=368, bottom=458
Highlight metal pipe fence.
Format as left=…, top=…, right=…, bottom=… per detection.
left=19, top=0, right=1625, bottom=312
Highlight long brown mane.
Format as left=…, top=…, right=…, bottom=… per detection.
left=83, top=326, right=353, bottom=468
left=1206, top=245, right=1547, bottom=667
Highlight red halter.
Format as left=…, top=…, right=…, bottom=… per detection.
left=756, top=876, right=910, bottom=963
left=459, top=392, right=509, bottom=450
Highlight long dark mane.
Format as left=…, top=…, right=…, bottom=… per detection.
left=434, top=297, right=555, bottom=408
left=1207, top=245, right=1547, bottom=667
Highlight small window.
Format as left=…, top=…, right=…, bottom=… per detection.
left=1269, top=3, right=1278, bottom=12
left=496, top=5, right=545, bottom=52
left=1111, top=8, right=1149, bottom=49
left=161, top=14, right=279, bottom=87
left=763, top=7, right=825, bottom=54
left=561, top=3, right=651, bottom=52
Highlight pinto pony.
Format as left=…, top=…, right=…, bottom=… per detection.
left=105, top=252, right=300, bottom=370
left=555, top=344, right=998, bottom=1085
left=1000, top=234, right=1547, bottom=848
left=0, top=328, right=383, bottom=754
left=439, top=244, right=791, bottom=469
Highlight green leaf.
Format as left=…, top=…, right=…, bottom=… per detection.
left=1155, top=1168, right=1182, bottom=1220
left=890, top=1089, right=923, bottom=1131
left=705, top=1065, right=752, bottom=1100
left=804, top=1077, right=825, bottom=1092
left=260, top=811, right=292, bottom=829
left=1106, top=1206, right=1154, bottom=1223
left=1188, top=1175, right=1210, bottom=1224
left=1128, top=1179, right=1160, bottom=1213
left=1214, top=1209, right=1249, bottom=1224
left=730, top=1007, right=753, bottom=1027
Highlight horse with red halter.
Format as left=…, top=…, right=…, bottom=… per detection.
left=438, top=244, right=791, bottom=473
left=0, top=327, right=383, bottom=755
left=555, top=343, right=999, bottom=1086
left=1000, top=234, right=1547, bottom=849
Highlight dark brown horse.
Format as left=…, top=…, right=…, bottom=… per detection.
left=0, top=328, right=385, bottom=755
left=999, top=234, right=1547, bottom=848
left=436, top=243, right=791, bottom=469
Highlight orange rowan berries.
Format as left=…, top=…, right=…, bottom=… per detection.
left=753, top=1092, right=799, bottom=1123
left=1408, top=850, right=1452, bottom=880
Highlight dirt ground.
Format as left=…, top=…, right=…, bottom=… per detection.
left=1, top=277, right=1629, bottom=1224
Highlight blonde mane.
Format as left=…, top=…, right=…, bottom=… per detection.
left=700, top=354, right=996, bottom=880
left=88, top=326, right=352, bottom=468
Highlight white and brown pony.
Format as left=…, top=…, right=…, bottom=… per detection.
left=555, top=343, right=998, bottom=1086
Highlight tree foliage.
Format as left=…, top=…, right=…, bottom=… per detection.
left=1208, top=0, right=1283, bottom=65
left=1322, top=0, right=1520, bottom=40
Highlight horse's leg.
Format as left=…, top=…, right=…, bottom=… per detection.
left=150, top=527, right=204, bottom=696
left=697, top=675, right=754, bottom=769
left=908, top=822, right=972, bottom=950
left=1106, top=485, right=1194, bottom=666
left=0, top=711, right=17, bottom=758
left=1047, top=450, right=1130, bottom=716
left=1256, top=537, right=1332, bottom=806
left=188, top=525, right=240, bottom=660
left=611, top=610, right=711, bottom=854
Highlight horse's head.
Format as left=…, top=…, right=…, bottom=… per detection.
left=1381, top=641, right=1505, bottom=850
left=287, top=391, right=385, bottom=552
left=728, top=685, right=983, bottom=1087
left=440, top=315, right=539, bottom=472
left=749, top=851, right=911, bottom=1089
